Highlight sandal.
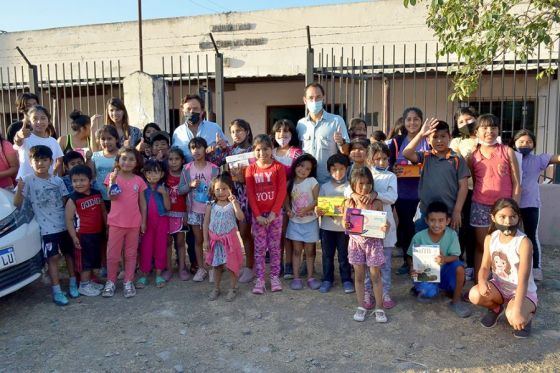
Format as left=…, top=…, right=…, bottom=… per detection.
left=225, top=288, right=237, bottom=302
left=135, top=276, right=148, bottom=289
left=208, top=288, right=220, bottom=301
left=155, top=276, right=166, bottom=288
left=373, top=309, right=388, bottom=323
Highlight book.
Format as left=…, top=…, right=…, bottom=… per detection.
left=393, top=163, right=421, bottom=178
left=317, top=196, right=346, bottom=216
left=225, top=152, right=256, bottom=168
left=344, top=208, right=387, bottom=239
left=412, top=245, right=441, bottom=283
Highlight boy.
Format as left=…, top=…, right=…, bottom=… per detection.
left=65, top=165, right=107, bottom=296
left=62, top=150, right=99, bottom=193
left=407, top=201, right=471, bottom=318
left=402, top=119, right=470, bottom=233
left=14, top=145, right=77, bottom=305
left=315, top=153, right=354, bottom=294
left=150, top=131, right=170, bottom=162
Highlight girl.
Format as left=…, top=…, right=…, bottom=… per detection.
left=14, top=105, right=64, bottom=179
left=245, top=134, right=287, bottom=294
left=166, top=147, right=190, bottom=281
left=0, top=132, right=18, bottom=189
left=203, top=173, right=245, bottom=301
left=179, top=137, right=219, bottom=282
left=469, top=114, right=520, bottom=284
left=349, top=117, right=368, bottom=140
left=58, top=110, right=92, bottom=156
left=136, top=160, right=170, bottom=289
left=137, top=122, right=161, bottom=159
left=91, top=97, right=141, bottom=150
left=345, top=166, right=388, bottom=323
left=91, top=126, right=119, bottom=208
left=271, top=119, right=302, bottom=280
left=513, top=129, right=560, bottom=281
left=102, top=148, right=146, bottom=298
left=468, top=198, right=537, bottom=338
left=347, top=137, right=370, bottom=177
left=285, top=154, right=320, bottom=290
left=388, top=107, right=429, bottom=275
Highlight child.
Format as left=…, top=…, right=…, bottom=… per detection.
left=62, top=151, right=98, bottom=193
left=65, top=165, right=107, bottom=296
left=91, top=125, right=119, bottom=209
left=347, top=137, right=370, bottom=177
left=344, top=166, right=388, bottom=323
left=149, top=131, right=170, bottom=162
left=370, top=130, right=387, bottom=144
left=402, top=119, right=470, bottom=232
left=285, top=154, right=320, bottom=290
left=315, top=153, right=353, bottom=294
left=166, top=147, right=190, bottom=280
left=245, top=134, right=287, bottom=294
left=14, top=105, right=63, bottom=179
left=137, top=122, right=161, bottom=159
left=513, top=129, right=560, bottom=281
left=469, top=114, right=521, bottom=284
left=136, top=160, right=170, bottom=289
left=271, top=119, right=302, bottom=280
left=179, top=137, right=219, bottom=282
left=203, top=173, right=245, bottom=301
left=102, top=148, right=147, bottom=298
left=348, top=117, right=368, bottom=140
left=407, top=201, right=472, bottom=318
left=469, top=198, right=537, bottom=338
left=14, top=145, right=77, bottom=305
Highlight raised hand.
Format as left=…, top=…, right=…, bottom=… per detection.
left=420, top=117, right=439, bottom=137
left=333, top=127, right=344, bottom=146
left=109, top=168, right=119, bottom=184
left=216, top=133, right=227, bottom=150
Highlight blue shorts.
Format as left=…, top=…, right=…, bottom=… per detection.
left=286, top=219, right=320, bottom=243
left=413, top=260, right=464, bottom=298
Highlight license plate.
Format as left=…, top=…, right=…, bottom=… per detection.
left=0, top=247, right=16, bottom=270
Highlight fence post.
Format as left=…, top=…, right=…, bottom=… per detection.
left=16, top=47, right=38, bottom=94
left=306, top=26, right=314, bottom=86
left=215, top=53, right=224, bottom=130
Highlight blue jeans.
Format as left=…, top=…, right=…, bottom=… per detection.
left=413, top=259, right=464, bottom=297
left=320, top=229, right=351, bottom=283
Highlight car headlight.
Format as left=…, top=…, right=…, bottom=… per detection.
left=0, top=204, right=34, bottom=239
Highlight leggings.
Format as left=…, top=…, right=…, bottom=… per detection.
left=139, top=201, right=169, bottom=273
left=520, top=207, right=541, bottom=269
left=107, top=226, right=140, bottom=283
left=252, top=213, right=283, bottom=280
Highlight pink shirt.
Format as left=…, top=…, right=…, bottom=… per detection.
left=104, top=174, right=147, bottom=228
left=183, top=161, right=218, bottom=214
left=472, top=144, right=513, bottom=205
left=0, top=140, right=16, bottom=188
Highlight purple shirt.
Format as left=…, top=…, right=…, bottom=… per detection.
left=395, top=136, right=430, bottom=200
left=520, top=153, right=551, bottom=208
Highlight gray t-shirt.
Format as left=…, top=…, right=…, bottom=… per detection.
left=23, top=174, right=69, bottom=236
left=416, top=150, right=470, bottom=214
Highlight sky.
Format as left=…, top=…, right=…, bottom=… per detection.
left=0, top=0, right=367, bottom=32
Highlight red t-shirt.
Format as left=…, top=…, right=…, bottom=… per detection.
left=166, top=173, right=186, bottom=213
left=245, top=160, right=287, bottom=217
left=68, top=189, right=104, bottom=234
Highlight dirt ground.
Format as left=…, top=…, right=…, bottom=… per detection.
left=1, top=245, right=559, bottom=373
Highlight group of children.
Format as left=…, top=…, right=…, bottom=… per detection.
left=10, top=97, right=560, bottom=339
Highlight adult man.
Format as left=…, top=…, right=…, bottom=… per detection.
left=172, top=94, right=228, bottom=163
left=296, top=83, right=350, bottom=184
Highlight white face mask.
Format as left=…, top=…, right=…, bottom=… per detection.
left=275, top=134, right=291, bottom=147
left=478, top=138, right=498, bottom=146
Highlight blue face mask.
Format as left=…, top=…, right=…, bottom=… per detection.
left=517, top=147, right=532, bottom=156
left=306, top=100, right=323, bottom=115
left=332, top=175, right=347, bottom=184
left=374, top=166, right=389, bottom=172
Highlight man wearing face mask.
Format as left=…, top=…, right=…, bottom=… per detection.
left=172, top=94, right=228, bottom=163
left=296, top=82, right=350, bottom=184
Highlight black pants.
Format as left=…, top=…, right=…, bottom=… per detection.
left=458, top=190, right=476, bottom=267
left=395, top=198, right=419, bottom=264
left=320, top=229, right=351, bottom=283
left=520, top=207, right=541, bottom=269
left=186, top=228, right=197, bottom=266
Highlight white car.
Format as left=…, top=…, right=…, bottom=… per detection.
left=0, top=188, right=42, bottom=297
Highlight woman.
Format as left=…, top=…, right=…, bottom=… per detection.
left=91, top=97, right=141, bottom=150
left=0, top=132, right=18, bottom=188
left=57, top=110, right=92, bottom=156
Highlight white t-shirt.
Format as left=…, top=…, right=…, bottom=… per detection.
left=289, top=177, right=318, bottom=224
left=16, top=134, right=63, bottom=179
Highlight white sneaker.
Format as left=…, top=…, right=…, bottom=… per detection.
left=193, top=268, right=208, bottom=282
left=90, top=281, right=104, bottom=291
left=123, top=281, right=136, bottom=298
left=102, top=280, right=116, bottom=298
left=78, top=283, right=101, bottom=297
left=373, top=308, right=388, bottom=323
left=238, top=267, right=254, bottom=283
left=353, top=307, right=367, bottom=322
left=533, top=268, right=543, bottom=281
left=208, top=268, right=215, bottom=283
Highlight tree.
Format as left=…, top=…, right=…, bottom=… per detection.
left=404, top=0, right=560, bottom=99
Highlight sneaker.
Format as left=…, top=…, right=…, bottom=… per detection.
left=53, top=291, right=69, bottom=306
left=373, top=308, right=388, bottom=323
left=290, top=278, right=304, bottom=290
left=208, top=288, right=220, bottom=301
left=78, top=283, right=101, bottom=297
left=179, top=269, right=192, bottom=281
left=307, top=277, right=321, bottom=290
left=225, top=288, right=237, bottom=302
left=513, top=320, right=532, bottom=339
left=162, top=270, right=173, bottom=282
left=68, top=283, right=80, bottom=299
left=364, top=289, right=374, bottom=310
left=382, top=294, right=396, bottom=309
left=465, top=267, right=474, bottom=281
left=533, top=268, right=543, bottom=281
left=283, top=263, right=294, bottom=280
left=480, top=306, right=504, bottom=328
left=319, top=281, right=333, bottom=293
left=90, top=281, right=104, bottom=291
left=102, top=281, right=116, bottom=298
left=342, top=281, right=355, bottom=294
left=193, top=268, right=208, bottom=282
left=271, top=276, right=283, bottom=292
left=396, top=263, right=409, bottom=275
left=449, top=302, right=472, bottom=318
left=123, top=281, right=136, bottom=298
left=238, top=267, right=255, bottom=283
left=252, top=278, right=265, bottom=295
left=208, top=268, right=215, bottom=283
left=353, top=307, right=367, bottom=322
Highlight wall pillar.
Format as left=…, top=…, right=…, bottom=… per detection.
left=123, top=71, right=169, bottom=132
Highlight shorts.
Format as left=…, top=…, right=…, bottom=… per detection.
left=42, top=231, right=74, bottom=260
left=187, top=211, right=205, bottom=226
left=78, top=233, right=102, bottom=271
left=470, top=201, right=492, bottom=227
left=286, top=219, right=320, bottom=243
left=413, top=260, right=464, bottom=297
left=490, top=278, right=538, bottom=307
left=348, top=236, right=385, bottom=267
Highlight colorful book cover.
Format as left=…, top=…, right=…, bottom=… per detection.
left=344, top=208, right=387, bottom=239
left=317, top=196, right=346, bottom=216
left=412, top=245, right=441, bottom=283
left=226, top=152, right=256, bottom=168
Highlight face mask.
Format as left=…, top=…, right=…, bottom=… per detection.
left=275, top=135, right=291, bottom=147
left=332, top=176, right=347, bottom=184
left=185, top=112, right=201, bottom=125
left=459, top=122, right=475, bottom=137
left=517, top=147, right=532, bottom=156
left=478, top=139, right=498, bottom=146
left=306, top=100, right=323, bottom=115
left=374, top=166, right=389, bottom=172
left=494, top=223, right=517, bottom=236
